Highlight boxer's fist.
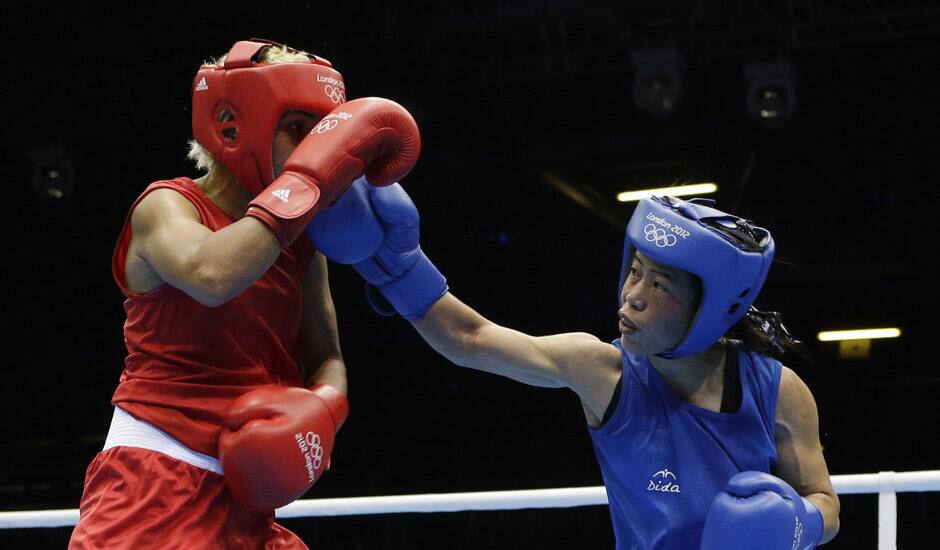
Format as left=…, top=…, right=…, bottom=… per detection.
left=306, top=177, right=384, bottom=264
left=219, top=384, right=349, bottom=512
left=700, top=471, right=823, bottom=550
left=307, top=180, right=447, bottom=321
left=247, top=97, right=421, bottom=247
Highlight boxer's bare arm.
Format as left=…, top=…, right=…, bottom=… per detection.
left=298, top=252, right=347, bottom=393
left=126, top=188, right=281, bottom=306
left=413, top=293, right=622, bottom=421
left=773, top=367, right=840, bottom=543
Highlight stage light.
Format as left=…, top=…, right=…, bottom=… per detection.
left=28, top=146, right=75, bottom=201
left=616, top=183, right=717, bottom=202
left=817, top=328, right=901, bottom=342
left=631, top=49, right=683, bottom=119
left=744, top=61, right=796, bottom=130
left=819, top=328, right=900, bottom=361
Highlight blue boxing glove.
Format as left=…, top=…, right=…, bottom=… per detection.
left=307, top=178, right=448, bottom=321
left=307, top=177, right=384, bottom=264
left=700, top=471, right=823, bottom=550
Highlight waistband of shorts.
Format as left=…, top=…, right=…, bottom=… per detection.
left=104, top=406, right=223, bottom=475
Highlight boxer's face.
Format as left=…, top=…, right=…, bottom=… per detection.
left=617, top=252, right=699, bottom=356
left=271, top=111, right=322, bottom=178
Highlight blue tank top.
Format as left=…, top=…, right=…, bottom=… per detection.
left=589, top=341, right=781, bottom=550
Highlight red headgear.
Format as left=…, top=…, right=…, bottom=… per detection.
left=191, top=39, right=346, bottom=195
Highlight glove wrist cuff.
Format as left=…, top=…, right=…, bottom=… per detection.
left=246, top=172, right=324, bottom=248
left=376, top=252, right=447, bottom=321
left=308, top=384, right=350, bottom=432
left=800, top=496, right=824, bottom=548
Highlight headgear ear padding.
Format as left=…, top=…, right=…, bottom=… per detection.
left=191, top=39, right=347, bottom=196
left=618, top=196, right=775, bottom=358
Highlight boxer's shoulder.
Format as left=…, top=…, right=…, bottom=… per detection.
left=132, top=187, right=202, bottom=232
left=774, top=367, right=818, bottom=435
left=124, top=188, right=206, bottom=294
left=543, top=332, right=620, bottom=371
left=540, top=332, right=621, bottom=412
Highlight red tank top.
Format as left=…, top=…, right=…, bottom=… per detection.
left=111, top=178, right=315, bottom=457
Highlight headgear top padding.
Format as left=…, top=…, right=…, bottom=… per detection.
left=618, top=196, right=775, bottom=359
left=191, top=39, right=346, bottom=196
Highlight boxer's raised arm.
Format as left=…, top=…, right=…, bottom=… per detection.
left=130, top=188, right=282, bottom=306
left=132, top=98, right=419, bottom=307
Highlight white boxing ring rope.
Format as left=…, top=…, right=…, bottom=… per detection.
left=2, top=470, right=939, bottom=550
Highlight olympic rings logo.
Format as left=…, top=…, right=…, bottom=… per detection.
left=296, top=430, right=325, bottom=480
left=324, top=85, right=346, bottom=104
left=312, top=119, right=339, bottom=134
left=305, top=432, right=324, bottom=470
left=644, top=224, right=677, bottom=248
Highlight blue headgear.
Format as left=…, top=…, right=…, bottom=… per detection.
left=618, top=196, right=775, bottom=359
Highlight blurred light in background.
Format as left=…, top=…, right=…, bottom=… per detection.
left=631, top=48, right=683, bottom=119
left=744, top=61, right=796, bottom=130
left=819, top=328, right=900, bottom=361
left=28, top=145, right=75, bottom=201
left=818, top=328, right=902, bottom=341
left=616, top=182, right=717, bottom=202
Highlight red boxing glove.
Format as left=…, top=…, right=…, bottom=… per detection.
left=246, top=96, right=421, bottom=247
left=219, top=384, right=349, bottom=512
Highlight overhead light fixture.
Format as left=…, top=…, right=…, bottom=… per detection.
left=819, top=328, right=900, bottom=360
left=28, top=145, right=75, bottom=201
left=817, top=328, right=901, bottom=342
left=744, top=61, right=796, bottom=130
left=617, top=183, right=717, bottom=203
left=630, top=48, right=683, bottom=119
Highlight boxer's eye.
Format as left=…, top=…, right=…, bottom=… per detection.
left=218, top=109, right=237, bottom=141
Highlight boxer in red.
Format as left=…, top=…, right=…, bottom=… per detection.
left=68, top=39, right=421, bottom=549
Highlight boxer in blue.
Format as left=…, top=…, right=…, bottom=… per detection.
left=309, top=181, right=840, bottom=549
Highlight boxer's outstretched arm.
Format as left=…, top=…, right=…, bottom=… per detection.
left=306, top=181, right=619, bottom=417
left=413, top=292, right=621, bottom=419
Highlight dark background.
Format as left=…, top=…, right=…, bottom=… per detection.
left=3, top=1, right=939, bottom=548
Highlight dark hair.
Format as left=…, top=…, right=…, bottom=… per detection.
left=723, top=307, right=809, bottom=362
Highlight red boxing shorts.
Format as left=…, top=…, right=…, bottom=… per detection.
left=68, top=409, right=307, bottom=549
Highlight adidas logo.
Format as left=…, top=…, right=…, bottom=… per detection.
left=272, top=188, right=290, bottom=203
left=195, top=77, right=208, bottom=91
